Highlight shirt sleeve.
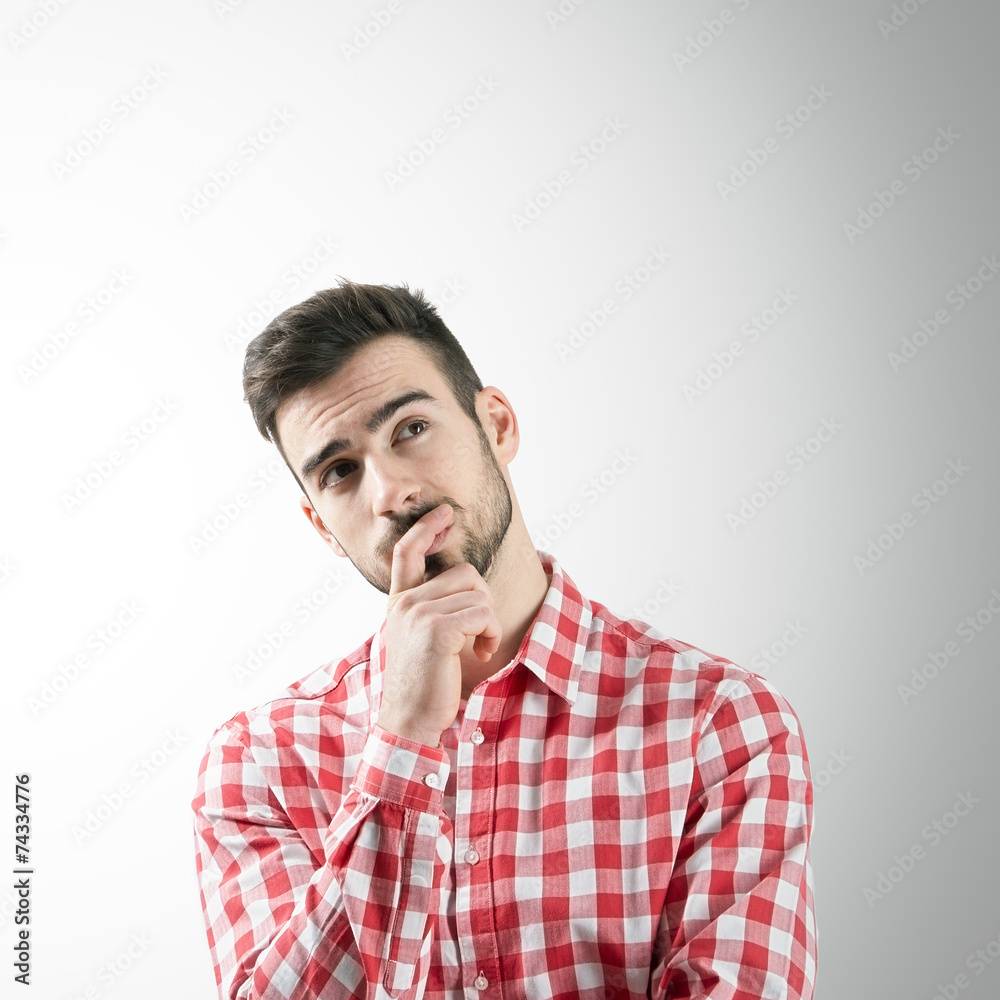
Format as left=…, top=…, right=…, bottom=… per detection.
left=653, top=675, right=817, bottom=999
left=192, top=721, right=452, bottom=1000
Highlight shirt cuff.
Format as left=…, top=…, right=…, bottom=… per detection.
left=351, top=724, right=451, bottom=811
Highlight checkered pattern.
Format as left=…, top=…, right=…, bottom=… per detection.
left=192, top=551, right=816, bottom=998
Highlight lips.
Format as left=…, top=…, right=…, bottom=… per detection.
left=426, top=524, right=451, bottom=556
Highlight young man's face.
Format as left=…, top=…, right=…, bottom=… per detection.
left=274, top=335, right=513, bottom=595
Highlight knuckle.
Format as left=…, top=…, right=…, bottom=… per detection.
left=393, top=590, right=417, bottom=613
left=392, top=535, right=415, bottom=559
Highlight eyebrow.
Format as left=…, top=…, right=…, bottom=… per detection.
left=299, top=389, right=439, bottom=484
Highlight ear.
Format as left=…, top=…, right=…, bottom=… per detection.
left=477, top=386, right=519, bottom=465
left=299, top=496, right=347, bottom=558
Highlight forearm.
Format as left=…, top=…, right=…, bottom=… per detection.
left=654, top=676, right=817, bottom=999
left=194, top=724, right=453, bottom=1000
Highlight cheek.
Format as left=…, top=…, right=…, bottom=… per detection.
left=437, top=435, right=480, bottom=481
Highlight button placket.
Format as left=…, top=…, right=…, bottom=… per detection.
left=454, top=689, right=501, bottom=998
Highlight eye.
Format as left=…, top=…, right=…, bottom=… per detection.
left=318, top=421, right=428, bottom=490
left=319, top=460, right=355, bottom=489
left=398, top=419, right=428, bottom=440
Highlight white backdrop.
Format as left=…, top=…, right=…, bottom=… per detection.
left=4, top=1, right=999, bottom=997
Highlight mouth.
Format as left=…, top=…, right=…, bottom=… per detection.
left=426, top=524, right=451, bottom=556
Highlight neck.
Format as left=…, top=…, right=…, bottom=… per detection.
left=457, top=520, right=550, bottom=699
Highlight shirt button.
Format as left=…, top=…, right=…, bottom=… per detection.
left=473, top=973, right=489, bottom=990
left=470, top=728, right=485, bottom=745
left=464, top=848, right=480, bottom=865
left=423, top=773, right=440, bottom=788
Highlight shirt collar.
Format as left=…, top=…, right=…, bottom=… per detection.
left=368, top=550, right=591, bottom=710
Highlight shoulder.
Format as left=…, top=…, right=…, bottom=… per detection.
left=588, top=602, right=804, bottom=740
left=202, top=632, right=376, bottom=755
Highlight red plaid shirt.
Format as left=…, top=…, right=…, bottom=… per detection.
left=192, top=551, right=816, bottom=999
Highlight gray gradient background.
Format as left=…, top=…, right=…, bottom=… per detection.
left=4, top=1, right=998, bottom=997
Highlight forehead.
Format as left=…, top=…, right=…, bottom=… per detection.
left=275, top=335, right=449, bottom=456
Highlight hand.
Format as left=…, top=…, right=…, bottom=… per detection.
left=377, top=504, right=503, bottom=748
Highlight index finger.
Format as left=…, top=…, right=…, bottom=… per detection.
left=388, top=503, right=453, bottom=597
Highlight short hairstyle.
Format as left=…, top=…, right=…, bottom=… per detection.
left=243, top=280, right=485, bottom=483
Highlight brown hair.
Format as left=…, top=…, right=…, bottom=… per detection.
left=243, top=280, right=485, bottom=484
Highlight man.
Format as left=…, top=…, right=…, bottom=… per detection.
left=192, top=280, right=817, bottom=999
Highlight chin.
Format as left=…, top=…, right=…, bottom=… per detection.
left=423, top=552, right=449, bottom=579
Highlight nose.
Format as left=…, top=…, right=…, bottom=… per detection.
left=368, top=455, right=421, bottom=521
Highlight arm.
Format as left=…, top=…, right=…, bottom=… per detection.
left=653, top=675, right=817, bottom=999
left=192, top=720, right=452, bottom=1000
left=192, top=503, right=499, bottom=998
